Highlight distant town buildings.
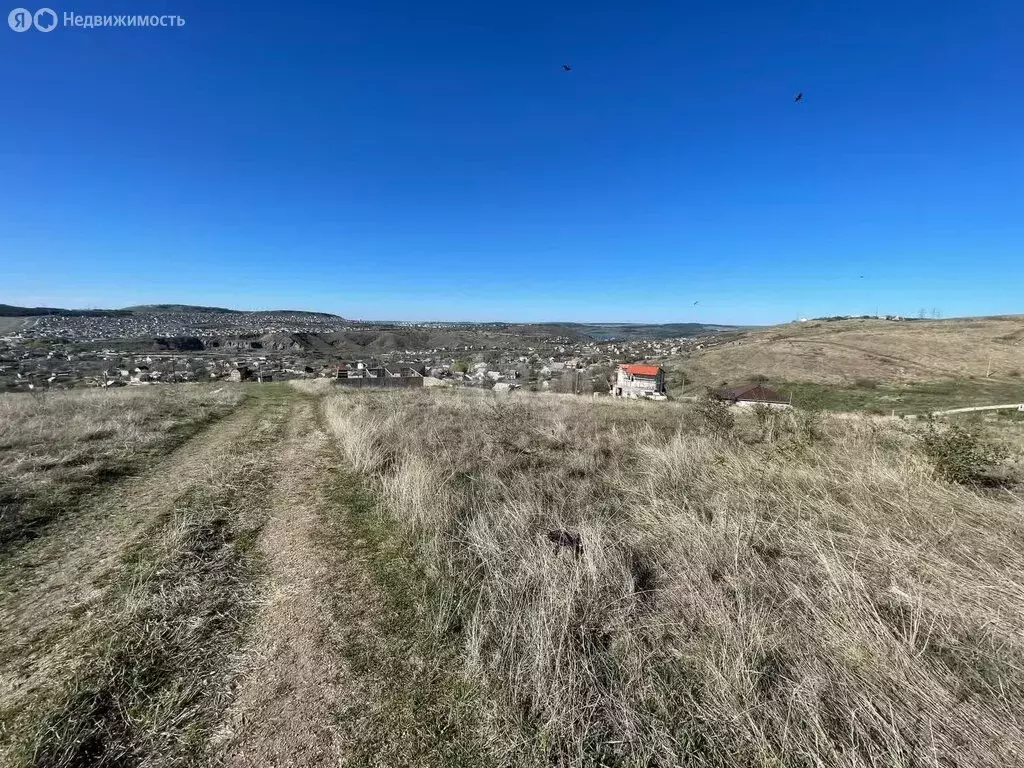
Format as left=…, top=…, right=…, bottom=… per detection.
left=334, top=363, right=424, bottom=388
left=1, top=309, right=734, bottom=395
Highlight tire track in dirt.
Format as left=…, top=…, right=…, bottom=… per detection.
left=2, top=387, right=489, bottom=766
left=216, top=394, right=491, bottom=768
left=214, top=399, right=349, bottom=766
left=0, top=392, right=290, bottom=764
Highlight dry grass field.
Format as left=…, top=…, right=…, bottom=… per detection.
left=0, top=386, right=244, bottom=550
left=325, top=388, right=1024, bottom=767
left=1, top=383, right=1022, bottom=767
left=0, top=385, right=252, bottom=766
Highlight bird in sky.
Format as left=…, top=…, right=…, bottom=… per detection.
left=562, top=64, right=572, bottom=72
left=794, top=92, right=804, bottom=102
left=693, top=301, right=699, bottom=305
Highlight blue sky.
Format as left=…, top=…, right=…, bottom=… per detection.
left=2, top=0, right=1021, bottom=324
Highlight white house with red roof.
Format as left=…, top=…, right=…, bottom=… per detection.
left=611, top=363, right=667, bottom=400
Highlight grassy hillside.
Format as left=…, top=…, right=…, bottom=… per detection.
left=666, top=316, right=1024, bottom=413
left=678, top=316, right=1024, bottom=384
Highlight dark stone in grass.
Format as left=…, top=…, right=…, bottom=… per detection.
left=546, top=529, right=583, bottom=558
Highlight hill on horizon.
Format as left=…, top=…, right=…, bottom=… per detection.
left=122, top=304, right=242, bottom=314
left=0, top=304, right=133, bottom=318
left=0, top=303, right=347, bottom=320
left=1, top=302, right=735, bottom=332
left=674, top=315, right=1024, bottom=386
left=662, top=314, right=1024, bottom=413
left=122, top=304, right=347, bottom=319
left=565, top=321, right=743, bottom=340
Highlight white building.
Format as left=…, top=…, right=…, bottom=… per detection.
left=610, top=364, right=667, bottom=400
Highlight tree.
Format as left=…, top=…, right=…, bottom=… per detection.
left=553, top=370, right=579, bottom=394
left=667, top=370, right=691, bottom=389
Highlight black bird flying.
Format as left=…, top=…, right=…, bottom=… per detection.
left=563, top=64, right=572, bottom=72
left=794, top=92, right=803, bottom=102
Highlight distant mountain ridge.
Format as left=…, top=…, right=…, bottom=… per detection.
left=123, top=304, right=347, bottom=319
left=122, top=304, right=241, bottom=314
left=0, top=304, right=134, bottom=318
left=563, top=322, right=743, bottom=340
left=0, top=303, right=346, bottom=320
left=0, top=304, right=735, bottom=335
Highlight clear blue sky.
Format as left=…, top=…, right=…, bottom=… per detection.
left=2, top=1, right=1021, bottom=324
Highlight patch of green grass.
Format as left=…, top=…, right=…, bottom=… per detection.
left=920, top=424, right=1008, bottom=486
left=317, top=462, right=495, bottom=767
left=772, top=379, right=1024, bottom=415
left=672, top=374, right=1024, bottom=416
left=993, top=409, right=1024, bottom=423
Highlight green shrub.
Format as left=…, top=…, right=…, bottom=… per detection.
left=748, top=405, right=822, bottom=446
left=694, top=390, right=734, bottom=437
left=920, top=425, right=1006, bottom=486
left=790, top=408, right=823, bottom=445
left=750, top=403, right=778, bottom=442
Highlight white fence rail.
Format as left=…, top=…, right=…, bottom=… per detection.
left=929, top=404, right=1024, bottom=417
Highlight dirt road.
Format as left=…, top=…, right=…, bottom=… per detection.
left=213, top=400, right=347, bottom=766
left=0, top=387, right=487, bottom=768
